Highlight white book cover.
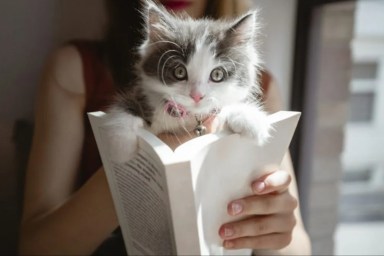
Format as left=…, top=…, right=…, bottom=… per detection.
left=88, top=110, right=301, bottom=255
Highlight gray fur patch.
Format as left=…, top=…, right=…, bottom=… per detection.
left=140, top=15, right=257, bottom=89
left=142, top=38, right=196, bottom=85
left=114, top=85, right=154, bottom=125
left=116, top=4, right=260, bottom=124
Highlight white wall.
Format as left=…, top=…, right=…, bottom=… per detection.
left=251, top=0, right=298, bottom=109
left=0, top=0, right=105, bottom=122
left=0, top=0, right=105, bottom=253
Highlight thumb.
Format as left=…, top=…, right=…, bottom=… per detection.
left=252, top=169, right=291, bottom=194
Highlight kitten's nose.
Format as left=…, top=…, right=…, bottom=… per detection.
left=190, top=92, right=204, bottom=103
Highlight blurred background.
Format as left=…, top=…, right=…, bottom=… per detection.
left=0, top=0, right=383, bottom=255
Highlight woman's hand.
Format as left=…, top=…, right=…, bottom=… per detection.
left=219, top=168, right=298, bottom=250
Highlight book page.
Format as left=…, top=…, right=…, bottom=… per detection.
left=88, top=112, right=176, bottom=255
left=137, top=129, right=202, bottom=255
left=184, top=111, right=300, bottom=255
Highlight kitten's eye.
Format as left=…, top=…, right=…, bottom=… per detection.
left=173, top=66, right=187, bottom=80
left=210, top=67, right=226, bottom=82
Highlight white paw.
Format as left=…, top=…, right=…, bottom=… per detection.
left=218, top=104, right=271, bottom=146
left=104, top=107, right=144, bottom=163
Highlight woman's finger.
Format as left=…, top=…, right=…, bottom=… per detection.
left=252, top=169, right=291, bottom=195
left=219, top=213, right=296, bottom=240
left=227, top=191, right=298, bottom=216
left=223, top=232, right=293, bottom=250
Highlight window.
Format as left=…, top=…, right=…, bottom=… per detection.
left=352, top=62, right=378, bottom=80
left=292, top=0, right=384, bottom=254
left=348, top=92, right=375, bottom=122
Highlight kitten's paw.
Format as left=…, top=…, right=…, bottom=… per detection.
left=104, top=108, right=144, bottom=163
left=218, top=104, right=271, bottom=146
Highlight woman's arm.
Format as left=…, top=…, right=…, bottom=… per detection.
left=19, top=46, right=118, bottom=255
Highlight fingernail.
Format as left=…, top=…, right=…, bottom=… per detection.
left=224, top=226, right=234, bottom=237
left=253, top=181, right=265, bottom=193
left=224, top=240, right=234, bottom=248
left=231, top=201, right=243, bottom=215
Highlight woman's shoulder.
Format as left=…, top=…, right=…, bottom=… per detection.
left=45, top=44, right=85, bottom=95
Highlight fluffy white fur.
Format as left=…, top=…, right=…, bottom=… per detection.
left=104, top=107, right=144, bottom=163
left=219, top=103, right=271, bottom=145
left=107, top=2, right=271, bottom=163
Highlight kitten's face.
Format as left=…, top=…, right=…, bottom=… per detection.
left=138, top=3, right=260, bottom=115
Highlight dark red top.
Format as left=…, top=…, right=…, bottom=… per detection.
left=72, top=41, right=271, bottom=185
left=71, top=41, right=116, bottom=185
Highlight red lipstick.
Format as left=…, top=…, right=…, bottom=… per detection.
left=160, top=0, right=191, bottom=11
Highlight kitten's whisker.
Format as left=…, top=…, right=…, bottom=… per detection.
left=161, top=55, right=177, bottom=86
left=177, top=119, right=193, bottom=143
left=163, top=112, right=171, bottom=136
left=157, top=49, right=179, bottom=79
left=168, top=95, right=192, bottom=141
left=181, top=121, right=193, bottom=139
left=170, top=125, right=182, bottom=146
left=220, top=56, right=245, bottom=70
left=223, top=56, right=244, bottom=69
left=161, top=99, right=177, bottom=140
left=221, top=65, right=230, bottom=78
left=159, top=103, right=179, bottom=147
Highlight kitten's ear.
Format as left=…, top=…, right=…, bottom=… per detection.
left=144, top=0, right=172, bottom=41
left=227, top=11, right=258, bottom=44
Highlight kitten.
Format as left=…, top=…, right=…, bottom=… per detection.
left=107, top=1, right=271, bottom=162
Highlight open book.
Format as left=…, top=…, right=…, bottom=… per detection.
left=88, top=111, right=300, bottom=255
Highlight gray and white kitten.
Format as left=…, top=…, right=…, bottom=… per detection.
left=107, top=2, right=271, bottom=162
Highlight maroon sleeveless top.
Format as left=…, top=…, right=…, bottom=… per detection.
left=73, top=41, right=271, bottom=185
left=72, top=41, right=116, bottom=184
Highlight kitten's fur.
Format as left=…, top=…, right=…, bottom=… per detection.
left=107, top=1, right=271, bottom=162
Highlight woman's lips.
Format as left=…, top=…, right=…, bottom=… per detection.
left=160, top=0, right=191, bottom=11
